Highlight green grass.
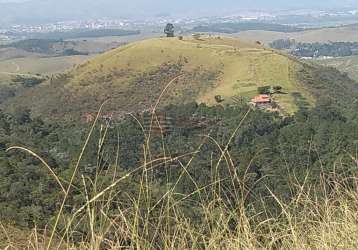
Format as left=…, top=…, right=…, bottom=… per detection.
left=66, top=36, right=314, bottom=114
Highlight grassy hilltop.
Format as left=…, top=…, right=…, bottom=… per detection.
left=67, top=36, right=313, bottom=112
left=2, top=35, right=357, bottom=120
left=1, top=36, right=318, bottom=119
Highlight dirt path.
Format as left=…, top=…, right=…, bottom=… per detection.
left=0, top=62, right=32, bottom=77
left=11, top=62, right=20, bottom=72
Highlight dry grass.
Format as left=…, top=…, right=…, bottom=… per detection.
left=67, top=36, right=314, bottom=113
left=3, top=177, right=358, bottom=250
left=0, top=55, right=93, bottom=75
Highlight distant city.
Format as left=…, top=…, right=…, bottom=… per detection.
left=1, top=8, right=358, bottom=42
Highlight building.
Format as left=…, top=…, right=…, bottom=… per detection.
left=251, top=95, right=272, bottom=108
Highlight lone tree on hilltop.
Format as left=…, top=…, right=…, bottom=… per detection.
left=164, top=23, right=175, bottom=37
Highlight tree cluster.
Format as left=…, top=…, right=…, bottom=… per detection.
left=270, top=39, right=358, bottom=58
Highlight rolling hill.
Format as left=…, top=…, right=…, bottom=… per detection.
left=0, top=72, right=47, bottom=105
left=0, top=55, right=94, bottom=75
left=236, top=23, right=358, bottom=44
left=1, top=36, right=357, bottom=120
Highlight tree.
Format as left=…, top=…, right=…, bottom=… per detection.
left=13, top=108, right=31, bottom=124
left=164, top=23, right=175, bottom=37
left=215, top=95, right=224, bottom=103
left=257, top=86, right=271, bottom=95
left=273, top=86, right=283, bottom=92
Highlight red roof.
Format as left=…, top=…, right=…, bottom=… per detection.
left=252, top=95, right=271, bottom=104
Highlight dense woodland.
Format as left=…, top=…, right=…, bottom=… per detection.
left=5, top=29, right=140, bottom=41
left=270, top=39, right=358, bottom=57
left=1, top=38, right=104, bottom=56
left=0, top=94, right=357, bottom=237
left=192, top=22, right=303, bottom=34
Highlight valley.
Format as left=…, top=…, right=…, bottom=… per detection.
left=1, top=12, right=358, bottom=248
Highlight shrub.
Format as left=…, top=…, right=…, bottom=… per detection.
left=258, top=85, right=271, bottom=94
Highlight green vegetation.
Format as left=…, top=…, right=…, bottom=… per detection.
left=12, top=75, right=46, bottom=87
left=0, top=96, right=357, bottom=248
left=164, top=23, right=175, bottom=37
left=257, top=85, right=271, bottom=94
left=0, top=73, right=47, bottom=104
left=270, top=39, right=358, bottom=58
left=270, top=38, right=297, bottom=50
left=1, top=39, right=86, bottom=55
left=1, top=36, right=320, bottom=118
left=0, top=36, right=358, bottom=248
left=17, top=29, right=140, bottom=40
left=297, top=63, right=358, bottom=113
left=192, top=22, right=304, bottom=34
left=314, top=55, right=358, bottom=82
left=1, top=38, right=96, bottom=57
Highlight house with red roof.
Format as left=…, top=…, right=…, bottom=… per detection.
left=251, top=94, right=272, bottom=108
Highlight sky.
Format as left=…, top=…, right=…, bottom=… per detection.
left=0, top=0, right=356, bottom=7
left=0, top=0, right=27, bottom=2
left=1, top=0, right=358, bottom=25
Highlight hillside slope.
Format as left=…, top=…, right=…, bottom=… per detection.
left=1, top=36, right=348, bottom=120
left=314, top=56, right=358, bottom=81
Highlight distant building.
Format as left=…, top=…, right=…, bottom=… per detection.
left=251, top=94, right=272, bottom=108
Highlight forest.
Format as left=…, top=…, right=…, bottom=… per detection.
left=4, top=29, right=140, bottom=42
left=270, top=39, right=358, bottom=57
left=192, top=22, right=303, bottom=34
left=0, top=95, right=357, bottom=241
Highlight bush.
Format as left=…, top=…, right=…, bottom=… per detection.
left=257, top=86, right=271, bottom=94
left=215, top=95, right=224, bottom=103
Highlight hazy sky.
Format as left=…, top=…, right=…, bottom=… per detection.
left=0, top=0, right=357, bottom=7
left=1, top=0, right=358, bottom=25
left=1, top=0, right=358, bottom=13
left=0, top=0, right=28, bottom=2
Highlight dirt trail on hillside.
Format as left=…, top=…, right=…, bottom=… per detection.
left=11, top=62, right=20, bottom=72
